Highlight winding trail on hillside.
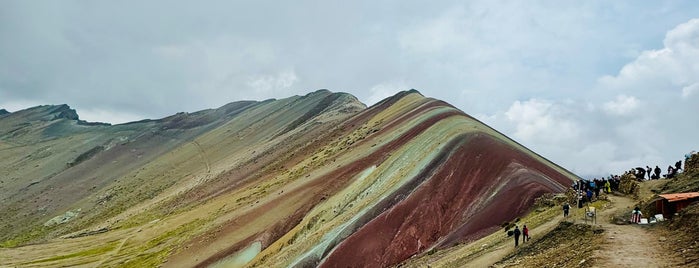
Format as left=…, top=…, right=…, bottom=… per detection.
left=591, top=194, right=681, bottom=268
left=465, top=213, right=564, bottom=267
left=93, top=230, right=135, bottom=267
left=192, top=140, right=211, bottom=173
left=464, top=192, right=681, bottom=268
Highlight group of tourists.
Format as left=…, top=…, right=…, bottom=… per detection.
left=629, top=162, right=682, bottom=180
left=509, top=151, right=697, bottom=248
left=572, top=177, right=611, bottom=208
left=630, top=151, right=696, bottom=180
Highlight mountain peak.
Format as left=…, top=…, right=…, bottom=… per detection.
left=406, top=88, right=422, bottom=95
left=0, top=109, right=9, bottom=116
left=2, top=104, right=81, bottom=123
left=51, top=104, right=79, bottom=121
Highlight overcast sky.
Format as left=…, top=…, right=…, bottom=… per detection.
left=2, top=1, right=698, bottom=177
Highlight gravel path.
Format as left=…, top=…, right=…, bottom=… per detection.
left=592, top=195, right=681, bottom=268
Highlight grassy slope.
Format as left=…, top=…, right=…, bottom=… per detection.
left=0, top=91, right=366, bottom=266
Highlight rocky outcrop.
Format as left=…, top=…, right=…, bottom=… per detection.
left=619, top=173, right=640, bottom=197
left=686, top=153, right=699, bottom=173
left=43, top=209, right=81, bottom=227
left=0, top=109, right=9, bottom=116
left=51, top=104, right=79, bottom=121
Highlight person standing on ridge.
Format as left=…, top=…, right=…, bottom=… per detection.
left=646, top=166, right=652, bottom=180
left=513, top=226, right=521, bottom=247
left=563, top=202, right=570, bottom=218
left=667, top=165, right=675, bottom=178
left=654, top=166, right=661, bottom=179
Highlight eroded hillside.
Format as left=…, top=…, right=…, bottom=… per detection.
left=0, top=90, right=578, bottom=267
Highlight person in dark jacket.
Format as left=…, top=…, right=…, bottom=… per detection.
left=654, top=166, right=661, bottom=179
left=513, top=226, right=521, bottom=247
left=563, top=202, right=570, bottom=217
left=667, top=165, right=676, bottom=178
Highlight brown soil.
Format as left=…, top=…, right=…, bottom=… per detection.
left=591, top=194, right=683, bottom=268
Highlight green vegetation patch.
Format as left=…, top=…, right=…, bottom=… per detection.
left=24, top=242, right=117, bottom=265
left=121, top=218, right=206, bottom=267
left=0, top=225, right=50, bottom=248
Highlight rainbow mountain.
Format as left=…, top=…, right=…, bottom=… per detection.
left=0, top=90, right=577, bottom=267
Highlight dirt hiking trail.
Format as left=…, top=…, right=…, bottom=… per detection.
left=467, top=214, right=564, bottom=267
left=591, top=194, right=682, bottom=268
left=464, top=193, right=682, bottom=268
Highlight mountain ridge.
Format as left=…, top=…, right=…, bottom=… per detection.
left=0, top=89, right=578, bottom=267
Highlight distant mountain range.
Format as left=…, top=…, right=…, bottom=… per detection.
left=0, top=90, right=578, bottom=267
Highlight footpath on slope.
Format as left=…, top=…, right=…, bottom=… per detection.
left=591, top=194, right=683, bottom=268
left=466, top=213, right=564, bottom=267
left=482, top=191, right=682, bottom=267
left=400, top=180, right=689, bottom=267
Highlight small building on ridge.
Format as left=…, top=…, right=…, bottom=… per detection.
left=655, top=192, right=699, bottom=218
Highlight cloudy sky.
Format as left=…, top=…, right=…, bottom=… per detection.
left=2, top=1, right=698, bottom=177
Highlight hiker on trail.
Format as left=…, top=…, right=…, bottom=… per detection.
left=646, top=166, right=652, bottom=180
left=523, top=225, right=529, bottom=242
left=586, top=189, right=593, bottom=202
left=675, top=161, right=682, bottom=172
left=563, top=202, right=570, bottom=217
left=604, top=179, right=611, bottom=193
left=513, top=226, right=521, bottom=247
left=654, top=166, right=661, bottom=180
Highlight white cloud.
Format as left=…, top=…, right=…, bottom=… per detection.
left=599, top=18, right=699, bottom=97
left=398, top=9, right=469, bottom=53
left=602, top=95, right=640, bottom=116
left=246, top=70, right=299, bottom=95
left=504, top=99, right=579, bottom=144
left=0, top=100, right=44, bottom=113
left=77, top=108, right=144, bottom=124
left=365, top=81, right=409, bottom=106
left=3, top=1, right=699, bottom=178
left=488, top=96, right=661, bottom=177
left=682, top=83, right=699, bottom=98
left=482, top=18, right=699, bottom=177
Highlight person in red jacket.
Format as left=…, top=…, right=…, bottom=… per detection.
left=522, top=225, right=530, bottom=242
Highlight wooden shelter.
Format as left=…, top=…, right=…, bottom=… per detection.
left=655, top=192, right=699, bottom=218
